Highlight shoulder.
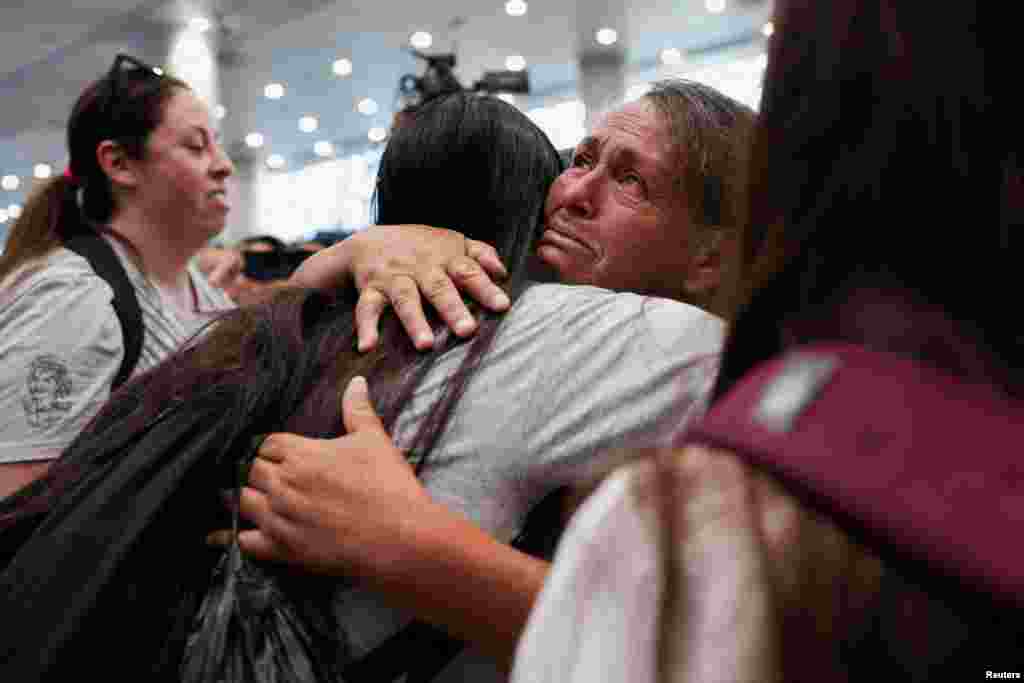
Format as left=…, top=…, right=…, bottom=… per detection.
left=1, top=247, right=115, bottom=310
left=187, top=263, right=236, bottom=312
left=511, top=283, right=725, bottom=359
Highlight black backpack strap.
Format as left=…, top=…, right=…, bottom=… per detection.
left=344, top=488, right=567, bottom=682
left=62, top=233, right=143, bottom=390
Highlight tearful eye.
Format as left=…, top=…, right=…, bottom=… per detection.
left=572, top=153, right=594, bottom=169
left=617, top=171, right=648, bottom=198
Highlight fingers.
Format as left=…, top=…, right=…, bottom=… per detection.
left=465, top=239, right=508, bottom=279
left=445, top=257, right=511, bottom=313
left=289, top=240, right=353, bottom=290
left=342, top=376, right=385, bottom=435
left=421, top=266, right=478, bottom=338
left=235, top=528, right=293, bottom=563
left=208, top=250, right=243, bottom=287
left=388, top=275, right=435, bottom=350
left=255, top=433, right=289, bottom=464
left=354, top=288, right=388, bottom=352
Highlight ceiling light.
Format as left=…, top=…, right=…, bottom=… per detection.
left=368, top=127, right=388, bottom=143
left=1, top=175, right=19, bottom=191
left=595, top=28, right=618, bottom=46
left=152, top=66, right=164, bottom=76
left=505, top=55, right=527, bottom=72
left=266, top=154, right=286, bottom=170
left=705, top=0, right=726, bottom=14
left=299, top=115, right=319, bottom=132
left=213, top=104, right=226, bottom=119
left=505, top=0, right=527, bottom=16
left=357, top=97, right=379, bottom=116
left=762, top=21, right=775, bottom=37
left=7, top=203, right=22, bottom=219
left=34, top=163, right=53, bottom=179
left=245, top=132, right=265, bottom=148
left=189, top=17, right=212, bottom=33
left=264, top=82, right=285, bottom=99
left=333, top=58, right=353, bottom=76
left=660, top=47, right=683, bottom=65
left=626, top=83, right=651, bottom=101
left=409, top=31, right=432, bottom=50
left=179, top=35, right=205, bottom=59
left=314, top=140, right=335, bottom=157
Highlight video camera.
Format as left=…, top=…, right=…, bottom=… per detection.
left=398, top=49, right=530, bottom=110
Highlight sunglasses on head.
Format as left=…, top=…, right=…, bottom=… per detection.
left=101, top=53, right=165, bottom=127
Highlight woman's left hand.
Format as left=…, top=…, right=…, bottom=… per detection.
left=209, top=376, right=437, bottom=579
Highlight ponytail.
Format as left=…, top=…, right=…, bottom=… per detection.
left=0, top=175, right=90, bottom=284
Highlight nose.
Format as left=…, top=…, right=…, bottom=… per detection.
left=557, top=167, right=602, bottom=219
left=211, top=141, right=235, bottom=178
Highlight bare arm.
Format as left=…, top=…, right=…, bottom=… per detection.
left=289, top=225, right=511, bottom=351
left=217, top=376, right=546, bottom=667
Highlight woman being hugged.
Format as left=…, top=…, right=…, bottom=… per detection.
left=0, top=55, right=235, bottom=497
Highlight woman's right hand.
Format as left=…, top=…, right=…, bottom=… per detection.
left=290, top=224, right=511, bottom=351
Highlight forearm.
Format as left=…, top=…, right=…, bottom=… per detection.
left=365, top=498, right=549, bottom=668
left=0, top=461, right=53, bottom=499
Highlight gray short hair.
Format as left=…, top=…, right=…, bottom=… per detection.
left=643, top=79, right=757, bottom=233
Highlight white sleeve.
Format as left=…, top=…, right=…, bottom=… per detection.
left=523, top=289, right=722, bottom=489
left=0, top=273, right=124, bottom=463
left=510, top=467, right=662, bottom=683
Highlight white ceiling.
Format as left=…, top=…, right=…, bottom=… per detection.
left=0, top=0, right=771, bottom=209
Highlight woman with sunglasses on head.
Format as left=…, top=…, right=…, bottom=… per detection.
left=0, top=55, right=235, bottom=497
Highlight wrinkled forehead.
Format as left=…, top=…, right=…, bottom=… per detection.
left=589, top=99, right=680, bottom=176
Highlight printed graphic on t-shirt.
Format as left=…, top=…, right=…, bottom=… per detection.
left=23, top=354, right=73, bottom=429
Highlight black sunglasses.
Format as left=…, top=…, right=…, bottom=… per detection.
left=101, top=54, right=164, bottom=128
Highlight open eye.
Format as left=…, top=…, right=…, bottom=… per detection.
left=618, top=170, right=647, bottom=197
left=572, top=152, right=594, bottom=169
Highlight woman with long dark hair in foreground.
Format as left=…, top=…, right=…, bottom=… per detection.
left=515, top=0, right=1024, bottom=680
left=0, top=91, right=723, bottom=681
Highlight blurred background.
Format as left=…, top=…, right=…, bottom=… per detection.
left=0, top=0, right=773, bottom=247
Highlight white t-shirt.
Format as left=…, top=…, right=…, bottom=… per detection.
left=510, top=465, right=662, bottom=683
left=0, top=238, right=234, bottom=463
left=337, top=282, right=722, bottom=682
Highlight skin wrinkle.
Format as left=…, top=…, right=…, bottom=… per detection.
left=539, top=99, right=697, bottom=302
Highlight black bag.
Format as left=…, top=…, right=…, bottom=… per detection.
left=181, top=463, right=349, bottom=683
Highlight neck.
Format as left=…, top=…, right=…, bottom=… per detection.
left=107, top=206, right=201, bottom=289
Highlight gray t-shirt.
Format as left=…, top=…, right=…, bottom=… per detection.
left=0, top=238, right=234, bottom=463
left=338, top=282, right=724, bottom=682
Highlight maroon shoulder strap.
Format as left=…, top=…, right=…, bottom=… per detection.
left=687, top=343, right=1024, bottom=608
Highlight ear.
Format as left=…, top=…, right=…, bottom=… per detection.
left=682, top=228, right=730, bottom=303
left=96, top=140, right=140, bottom=189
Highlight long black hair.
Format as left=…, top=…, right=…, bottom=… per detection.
left=714, top=0, right=1023, bottom=400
